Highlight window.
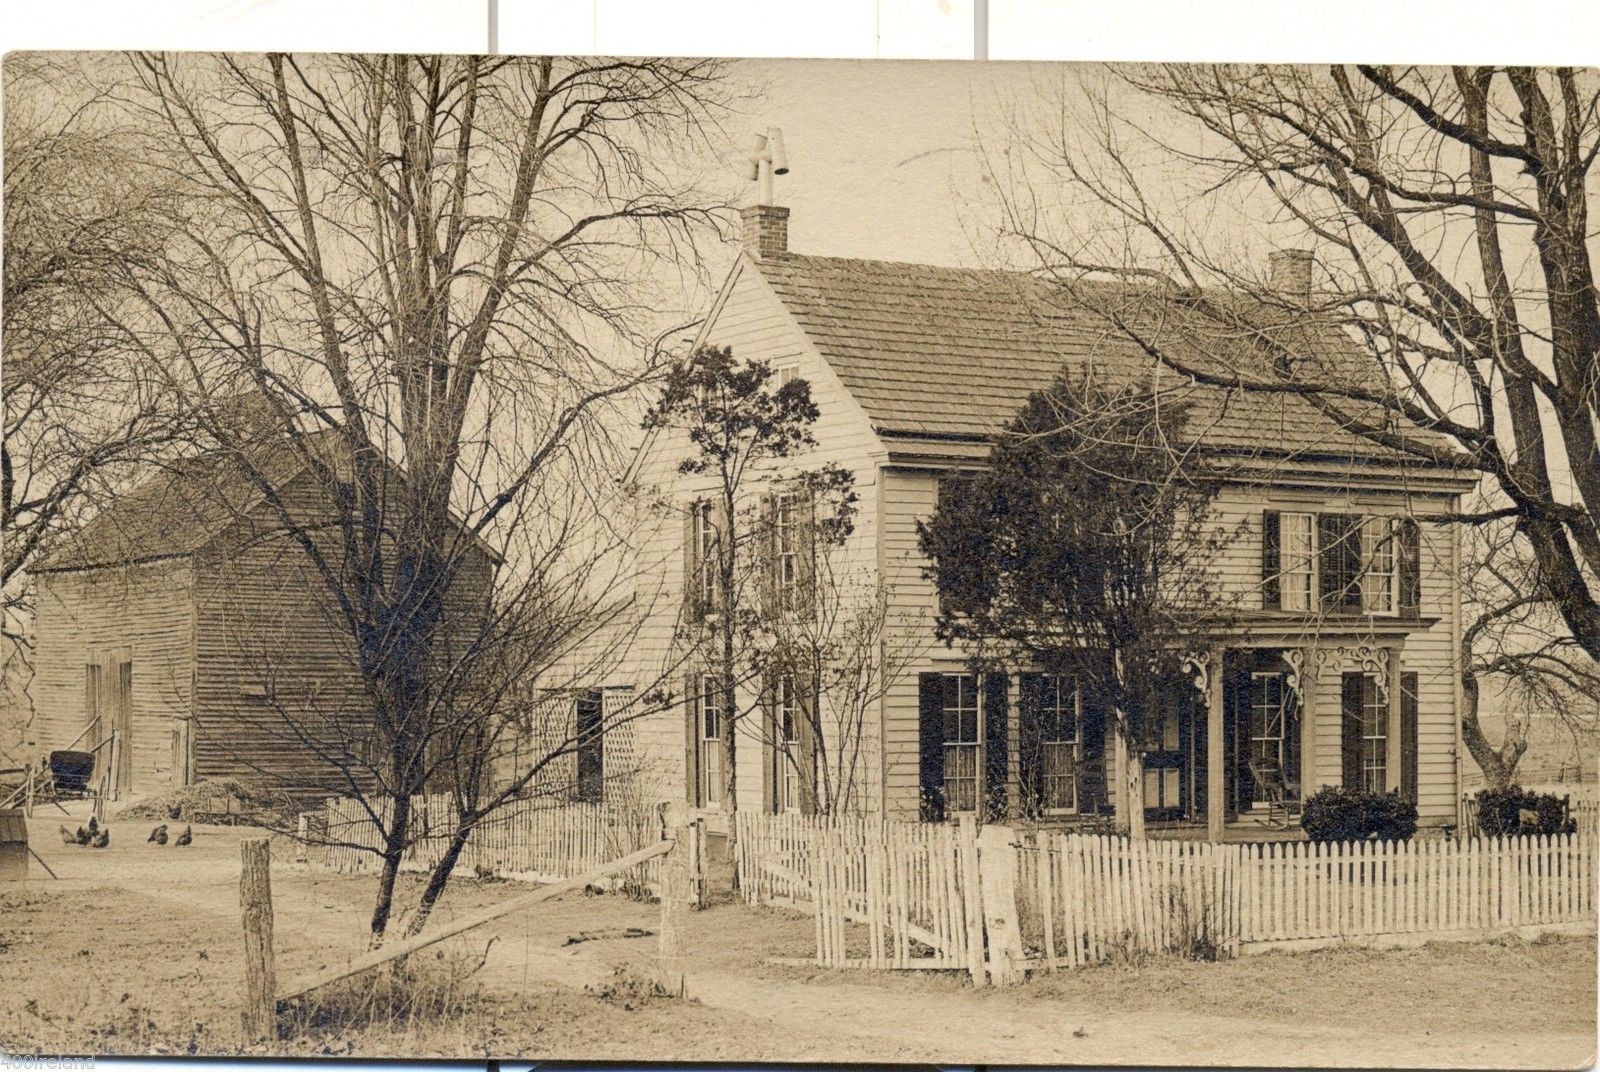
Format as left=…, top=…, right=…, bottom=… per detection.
left=775, top=364, right=800, bottom=388
left=941, top=673, right=981, bottom=813
left=1249, top=672, right=1289, bottom=777
left=775, top=673, right=803, bottom=812
left=698, top=675, right=723, bottom=805
left=692, top=501, right=719, bottom=613
left=1279, top=512, right=1316, bottom=612
left=773, top=492, right=801, bottom=612
left=1362, top=517, right=1397, bottom=615
left=574, top=691, right=604, bottom=803
left=1039, top=674, right=1081, bottom=813
left=1359, top=677, right=1388, bottom=792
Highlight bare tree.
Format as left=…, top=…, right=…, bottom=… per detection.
left=1460, top=514, right=1600, bottom=788
left=2, top=56, right=189, bottom=748
left=102, top=52, right=731, bottom=940
left=987, top=65, right=1600, bottom=666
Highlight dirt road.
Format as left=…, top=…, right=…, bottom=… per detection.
left=6, top=814, right=1595, bottom=1066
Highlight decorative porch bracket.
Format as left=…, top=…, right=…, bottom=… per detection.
left=1313, top=643, right=1392, bottom=703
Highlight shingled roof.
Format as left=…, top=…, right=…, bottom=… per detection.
left=754, top=253, right=1452, bottom=464
left=34, top=431, right=341, bottom=573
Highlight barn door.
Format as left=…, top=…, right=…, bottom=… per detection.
left=103, top=655, right=133, bottom=798
left=170, top=718, right=194, bottom=788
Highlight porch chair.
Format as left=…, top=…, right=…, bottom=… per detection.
left=1247, top=758, right=1303, bottom=830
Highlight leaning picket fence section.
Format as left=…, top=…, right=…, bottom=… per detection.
left=734, top=810, right=981, bottom=975
left=315, top=794, right=663, bottom=891
left=735, top=810, right=1598, bottom=983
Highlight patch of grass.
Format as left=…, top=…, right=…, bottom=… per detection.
left=280, top=939, right=491, bottom=1045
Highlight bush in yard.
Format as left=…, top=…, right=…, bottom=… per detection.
left=1473, top=786, right=1577, bottom=837
left=1301, top=786, right=1417, bottom=842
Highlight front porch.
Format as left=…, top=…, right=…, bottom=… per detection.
left=1097, top=625, right=1427, bottom=841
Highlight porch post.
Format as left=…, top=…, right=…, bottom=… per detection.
left=1385, top=646, right=1403, bottom=794
left=1206, top=644, right=1225, bottom=842
left=1295, top=646, right=1316, bottom=799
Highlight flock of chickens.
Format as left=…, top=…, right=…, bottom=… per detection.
left=57, top=814, right=193, bottom=849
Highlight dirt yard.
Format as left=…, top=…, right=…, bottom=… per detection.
left=3, top=813, right=1596, bottom=1066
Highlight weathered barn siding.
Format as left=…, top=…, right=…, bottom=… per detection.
left=191, top=472, right=496, bottom=797
left=621, top=255, right=891, bottom=815
left=32, top=559, right=195, bottom=795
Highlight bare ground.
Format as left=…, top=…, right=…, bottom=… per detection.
left=3, top=814, right=1595, bottom=1066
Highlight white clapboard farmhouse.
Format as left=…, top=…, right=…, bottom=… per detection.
left=602, top=198, right=1475, bottom=840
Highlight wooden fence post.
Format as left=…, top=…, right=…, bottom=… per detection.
left=977, top=823, right=1025, bottom=986
left=239, top=837, right=276, bottom=1045
left=956, top=815, right=986, bottom=985
left=656, top=801, right=690, bottom=997
left=294, top=814, right=310, bottom=865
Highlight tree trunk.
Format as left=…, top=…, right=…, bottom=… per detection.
left=405, top=821, right=474, bottom=938
left=1112, top=720, right=1147, bottom=840
left=1459, top=669, right=1527, bottom=790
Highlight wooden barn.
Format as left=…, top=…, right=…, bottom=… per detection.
left=611, top=198, right=1478, bottom=838
left=27, top=429, right=492, bottom=800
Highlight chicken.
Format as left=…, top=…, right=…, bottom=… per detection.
left=90, top=827, right=110, bottom=849
left=174, top=824, right=193, bottom=847
left=87, top=815, right=98, bottom=836
left=167, top=804, right=182, bottom=820
left=74, top=826, right=92, bottom=845
left=59, top=824, right=77, bottom=845
left=148, top=824, right=168, bottom=845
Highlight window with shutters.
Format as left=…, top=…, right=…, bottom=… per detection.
left=941, top=673, right=981, bottom=813
left=773, top=491, right=802, bottom=613
left=691, top=501, right=719, bottom=613
left=1361, top=517, right=1398, bottom=615
left=697, top=675, right=723, bottom=805
left=1279, top=512, right=1316, bottom=611
left=775, top=672, right=802, bottom=812
left=1358, top=675, right=1388, bottom=792
left=1039, top=674, right=1081, bottom=813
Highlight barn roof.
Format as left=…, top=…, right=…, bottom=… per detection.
left=34, top=430, right=344, bottom=573
left=754, top=253, right=1456, bottom=465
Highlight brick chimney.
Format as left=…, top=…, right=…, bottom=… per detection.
left=1268, top=248, right=1314, bottom=303
left=740, top=203, right=790, bottom=260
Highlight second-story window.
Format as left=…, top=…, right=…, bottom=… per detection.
left=693, top=500, right=719, bottom=613
left=774, top=492, right=800, bottom=611
left=1279, top=511, right=1316, bottom=612
left=1362, top=517, right=1397, bottom=615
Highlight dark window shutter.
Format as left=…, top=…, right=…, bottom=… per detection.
left=983, top=673, right=1009, bottom=821
left=1262, top=509, right=1282, bottom=610
left=1078, top=684, right=1108, bottom=814
left=1017, top=673, right=1045, bottom=819
left=797, top=662, right=819, bottom=815
left=918, top=673, right=946, bottom=821
left=683, top=506, right=701, bottom=624
left=797, top=490, right=818, bottom=619
left=760, top=674, right=778, bottom=814
left=684, top=676, right=701, bottom=805
left=759, top=495, right=777, bottom=619
left=1320, top=514, right=1361, bottom=613
left=1340, top=672, right=1363, bottom=789
left=712, top=496, right=731, bottom=615
left=1398, top=517, right=1422, bottom=619
left=1400, top=671, right=1419, bottom=804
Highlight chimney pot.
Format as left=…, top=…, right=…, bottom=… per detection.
left=1269, top=248, right=1315, bottom=303
left=740, top=203, right=790, bottom=260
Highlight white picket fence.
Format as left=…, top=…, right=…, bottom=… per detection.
left=315, top=794, right=663, bottom=891
left=736, top=811, right=1599, bottom=981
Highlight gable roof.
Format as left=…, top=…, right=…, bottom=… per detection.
left=753, top=253, right=1456, bottom=466
left=33, top=430, right=343, bottom=573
